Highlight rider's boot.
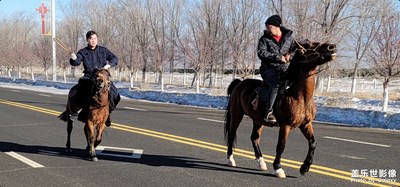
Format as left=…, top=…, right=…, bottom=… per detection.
left=263, top=86, right=278, bottom=123
left=68, top=94, right=81, bottom=121
left=105, top=86, right=120, bottom=127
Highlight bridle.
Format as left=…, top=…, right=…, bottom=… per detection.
left=293, top=41, right=336, bottom=76
left=294, top=40, right=336, bottom=64
left=96, top=72, right=111, bottom=93
left=91, top=70, right=111, bottom=108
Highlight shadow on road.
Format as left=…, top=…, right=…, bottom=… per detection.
left=0, top=141, right=297, bottom=179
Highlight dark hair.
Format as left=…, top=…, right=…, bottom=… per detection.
left=86, top=30, right=97, bottom=40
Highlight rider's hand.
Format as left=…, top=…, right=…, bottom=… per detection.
left=284, top=54, right=291, bottom=62
left=281, top=56, right=287, bottom=63
left=103, top=64, right=111, bottom=70
left=70, top=53, right=77, bottom=60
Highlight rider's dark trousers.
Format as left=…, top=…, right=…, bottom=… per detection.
left=260, top=67, right=281, bottom=112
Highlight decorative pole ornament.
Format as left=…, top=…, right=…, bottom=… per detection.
left=36, top=3, right=48, bottom=35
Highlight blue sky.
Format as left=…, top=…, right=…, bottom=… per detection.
left=0, top=0, right=68, bottom=19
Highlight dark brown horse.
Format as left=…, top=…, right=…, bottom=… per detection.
left=224, top=41, right=337, bottom=178
left=59, top=69, right=111, bottom=161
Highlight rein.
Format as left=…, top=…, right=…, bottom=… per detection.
left=292, top=41, right=333, bottom=77
left=293, top=41, right=334, bottom=64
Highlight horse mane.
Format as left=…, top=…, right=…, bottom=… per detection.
left=227, top=79, right=242, bottom=95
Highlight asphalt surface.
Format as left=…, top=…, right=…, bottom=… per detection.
left=0, top=86, right=399, bottom=187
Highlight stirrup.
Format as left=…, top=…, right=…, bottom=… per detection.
left=69, top=113, right=78, bottom=121
left=264, top=111, right=276, bottom=123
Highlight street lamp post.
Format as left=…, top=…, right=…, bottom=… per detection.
left=51, top=0, right=56, bottom=81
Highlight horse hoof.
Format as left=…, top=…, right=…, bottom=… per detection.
left=300, top=164, right=309, bottom=175
left=227, top=155, right=236, bottom=167
left=65, top=149, right=72, bottom=153
left=227, top=159, right=236, bottom=167
left=275, top=168, right=286, bottom=178
left=91, top=157, right=98, bottom=162
left=257, top=158, right=267, bottom=171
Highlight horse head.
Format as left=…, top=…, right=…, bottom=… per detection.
left=293, top=40, right=337, bottom=66
left=286, top=41, right=337, bottom=81
left=92, top=69, right=111, bottom=92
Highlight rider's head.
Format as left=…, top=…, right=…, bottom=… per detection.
left=265, top=15, right=282, bottom=37
left=86, top=30, right=98, bottom=49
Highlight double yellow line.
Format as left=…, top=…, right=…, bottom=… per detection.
left=0, top=99, right=398, bottom=187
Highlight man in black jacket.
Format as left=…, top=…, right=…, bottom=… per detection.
left=257, top=15, right=295, bottom=123
left=67, top=30, right=120, bottom=127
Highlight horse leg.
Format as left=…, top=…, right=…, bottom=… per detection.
left=251, top=122, right=267, bottom=171
left=273, top=125, right=291, bottom=178
left=84, top=125, right=89, bottom=151
left=65, top=119, right=73, bottom=153
left=299, top=123, right=317, bottom=175
left=94, top=123, right=106, bottom=148
left=85, top=122, right=97, bottom=162
left=226, top=110, right=244, bottom=167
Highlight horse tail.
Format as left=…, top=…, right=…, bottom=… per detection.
left=224, top=79, right=242, bottom=145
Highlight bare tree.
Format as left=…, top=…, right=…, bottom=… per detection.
left=58, top=0, right=87, bottom=78
left=146, top=0, right=175, bottom=90
left=174, top=0, right=223, bottom=91
left=84, top=0, right=119, bottom=47
left=118, top=0, right=151, bottom=83
left=114, top=1, right=139, bottom=86
left=32, top=36, right=52, bottom=80
left=348, top=0, right=381, bottom=95
left=4, top=12, right=37, bottom=79
left=369, top=10, right=400, bottom=112
left=310, top=0, right=353, bottom=93
left=222, top=0, right=261, bottom=80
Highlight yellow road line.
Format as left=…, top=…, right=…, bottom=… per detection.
left=112, top=124, right=396, bottom=187
left=0, top=99, right=397, bottom=187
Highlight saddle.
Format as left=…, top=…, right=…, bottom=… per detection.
left=251, top=80, right=291, bottom=111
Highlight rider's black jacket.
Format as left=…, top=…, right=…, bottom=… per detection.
left=257, top=26, right=295, bottom=72
left=70, top=45, right=118, bottom=75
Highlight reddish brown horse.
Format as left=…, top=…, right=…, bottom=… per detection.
left=224, top=41, right=337, bottom=178
left=59, top=69, right=111, bottom=161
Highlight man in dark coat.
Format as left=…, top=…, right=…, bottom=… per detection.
left=257, top=15, right=295, bottom=123
left=67, top=30, right=120, bottom=127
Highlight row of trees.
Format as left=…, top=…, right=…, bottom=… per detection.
left=0, top=0, right=399, bottom=111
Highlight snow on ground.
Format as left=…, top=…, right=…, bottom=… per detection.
left=0, top=76, right=399, bottom=130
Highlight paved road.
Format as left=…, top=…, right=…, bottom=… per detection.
left=0, top=86, right=398, bottom=187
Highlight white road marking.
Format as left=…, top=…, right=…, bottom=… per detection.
left=197, top=118, right=224, bottom=123
left=5, top=151, right=45, bottom=168
left=339, top=155, right=366, bottom=160
left=323, top=136, right=391, bottom=148
left=38, top=94, right=51, bottom=97
left=123, top=106, right=147, bottom=111
left=95, top=146, right=143, bottom=159
left=11, top=90, right=21, bottom=92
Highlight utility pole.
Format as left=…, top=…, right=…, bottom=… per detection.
left=51, top=0, right=56, bottom=81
